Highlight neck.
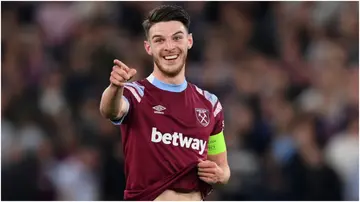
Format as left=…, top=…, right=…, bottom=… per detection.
left=152, top=65, right=186, bottom=85
left=147, top=64, right=188, bottom=93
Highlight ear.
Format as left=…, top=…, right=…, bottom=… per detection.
left=144, top=40, right=152, bottom=56
left=187, top=33, right=193, bottom=50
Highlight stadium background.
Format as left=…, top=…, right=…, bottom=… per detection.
left=1, top=1, right=359, bottom=201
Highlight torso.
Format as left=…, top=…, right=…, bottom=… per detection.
left=155, top=190, right=202, bottom=201
left=118, top=76, right=222, bottom=200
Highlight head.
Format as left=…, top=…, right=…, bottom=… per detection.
left=143, top=5, right=193, bottom=78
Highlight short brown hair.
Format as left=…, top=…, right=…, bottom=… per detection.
left=142, top=5, right=191, bottom=39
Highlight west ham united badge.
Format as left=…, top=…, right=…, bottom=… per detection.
left=195, top=108, right=210, bottom=127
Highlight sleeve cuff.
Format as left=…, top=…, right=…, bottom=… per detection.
left=111, top=96, right=130, bottom=125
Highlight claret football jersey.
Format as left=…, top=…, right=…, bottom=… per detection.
left=112, top=74, right=225, bottom=200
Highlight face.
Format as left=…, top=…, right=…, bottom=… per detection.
left=144, top=21, right=193, bottom=77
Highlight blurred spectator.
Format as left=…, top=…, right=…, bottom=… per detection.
left=283, top=114, right=342, bottom=200
left=50, top=146, right=100, bottom=201
left=325, top=116, right=359, bottom=200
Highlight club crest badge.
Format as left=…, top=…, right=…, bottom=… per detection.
left=195, top=108, right=210, bottom=127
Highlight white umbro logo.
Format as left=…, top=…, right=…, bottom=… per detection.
left=153, top=105, right=166, bottom=114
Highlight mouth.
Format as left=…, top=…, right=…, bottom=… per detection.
left=163, top=54, right=179, bottom=61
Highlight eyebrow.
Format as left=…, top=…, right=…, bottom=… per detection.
left=151, top=31, right=185, bottom=40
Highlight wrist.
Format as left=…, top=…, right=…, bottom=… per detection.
left=218, top=177, right=228, bottom=185
left=110, top=83, right=124, bottom=90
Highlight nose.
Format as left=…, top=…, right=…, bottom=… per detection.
left=164, top=40, right=175, bottom=51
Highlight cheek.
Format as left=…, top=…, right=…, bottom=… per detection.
left=181, top=46, right=188, bottom=54
left=181, top=41, right=190, bottom=51
left=152, top=46, right=162, bottom=56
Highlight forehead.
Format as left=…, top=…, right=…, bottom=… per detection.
left=149, top=21, right=187, bottom=37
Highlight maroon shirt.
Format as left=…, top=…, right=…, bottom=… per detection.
left=112, top=74, right=225, bottom=200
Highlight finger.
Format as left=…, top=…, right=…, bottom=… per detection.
left=111, top=70, right=129, bottom=82
left=112, top=67, right=131, bottom=81
left=110, top=76, right=124, bottom=87
left=114, top=59, right=130, bottom=72
left=198, top=167, right=216, bottom=173
left=198, top=158, right=204, bottom=162
left=198, top=160, right=216, bottom=168
left=113, top=66, right=129, bottom=76
left=198, top=160, right=214, bottom=165
left=198, top=171, right=214, bottom=178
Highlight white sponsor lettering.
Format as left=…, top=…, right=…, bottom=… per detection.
left=151, top=127, right=206, bottom=155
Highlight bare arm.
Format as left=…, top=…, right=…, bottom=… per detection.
left=198, top=127, right=230, bottom=185
left=99, top=84, right=129, bottom=121
left=207, top=152, right=230, bottom=184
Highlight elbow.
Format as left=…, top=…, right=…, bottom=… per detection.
left=99, top=104, right=113, bottom=119
left=99, top=106, right=107, bottom=118
left=99, top=104, right=121, bottom=120
left=99, top=105, right=108, bottom=119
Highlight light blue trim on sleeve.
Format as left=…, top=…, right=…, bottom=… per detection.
left=125, top=82, right=145, bottom=97
left=111, top=96, right=130, bottom=125
left=204, top=91, right=218, bottom=107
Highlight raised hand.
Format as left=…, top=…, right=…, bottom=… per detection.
left=110, top=59, right=137, bottom=87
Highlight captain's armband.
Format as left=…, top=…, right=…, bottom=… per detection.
left=207, top=131, right=227, bottom=155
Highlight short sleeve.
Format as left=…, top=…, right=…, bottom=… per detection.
left=211, top=100, right=225, bottom=136
left=110, top=82, right=144, bottom=125
left=110, top=95, right=130, bottom=125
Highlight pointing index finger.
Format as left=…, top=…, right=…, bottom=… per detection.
left=114, top=59, right=130, bottom=72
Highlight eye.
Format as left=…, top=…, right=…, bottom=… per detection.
left=173, top=36, right=183, bottom=41
left=155, top=38, right=164, bottom=43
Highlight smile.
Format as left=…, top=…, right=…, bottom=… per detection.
left=163, top=55, right=179, bottom=60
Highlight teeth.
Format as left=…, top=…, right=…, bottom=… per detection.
left=164, top=55, right=178, bottom=60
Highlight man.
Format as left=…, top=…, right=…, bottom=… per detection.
left=100, top=5, right=230, bottom=201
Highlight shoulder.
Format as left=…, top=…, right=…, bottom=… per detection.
left=188, top=83, right=220, bottom=108
left=123, top=80, right=146, bottom=102
left=124, top=80, right=146, bottom=93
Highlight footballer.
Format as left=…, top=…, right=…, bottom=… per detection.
left=100, top=5, right=230, bottom=201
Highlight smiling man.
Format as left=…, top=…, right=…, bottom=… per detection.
left=99, top=5, right=230, bottom=201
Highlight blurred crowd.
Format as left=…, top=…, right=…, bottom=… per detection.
left=1, top=1, right=359, bottom=201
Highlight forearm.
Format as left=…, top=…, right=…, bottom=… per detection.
left=99, top=84, right=124, bottom=119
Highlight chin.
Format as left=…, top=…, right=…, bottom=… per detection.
left=159, top=65, right=183, bottom=77
left=155, top=57, right=185, bottom=77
